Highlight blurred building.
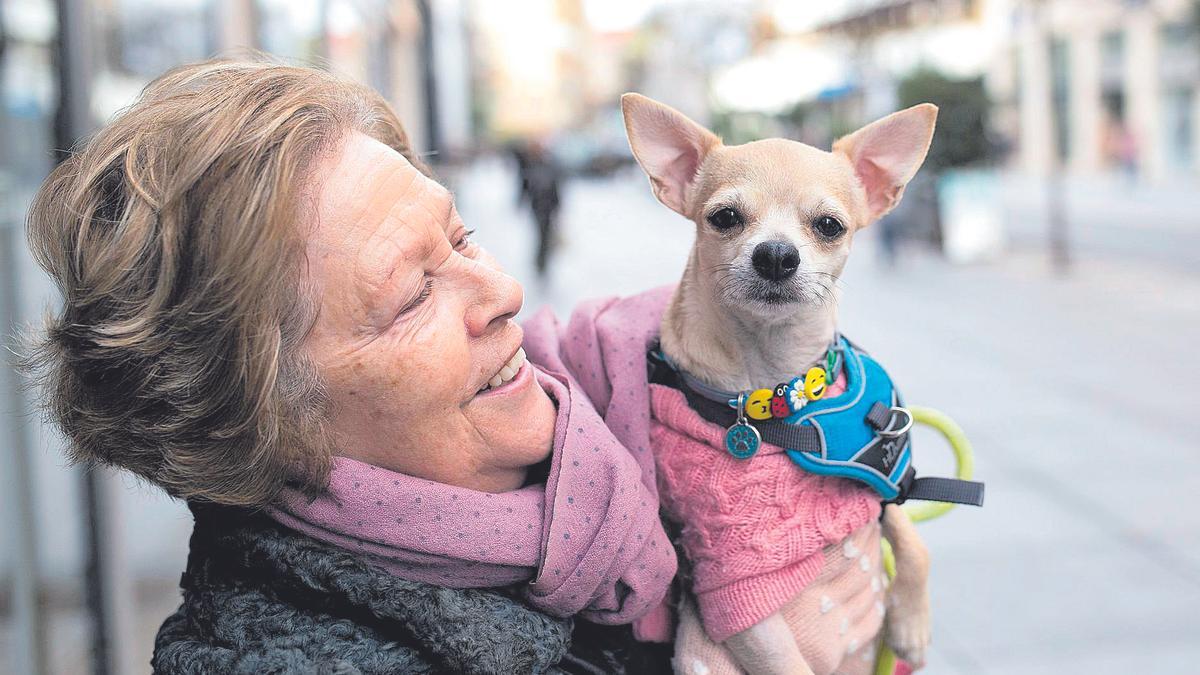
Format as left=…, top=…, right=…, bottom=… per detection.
left=716, top=0, right=1199, bottom=182
left=633, top=3, right=755, bottom=128
left=467, top=0, right=593, bottom=138
left=465, top=0, right=754, bottom=141
left=996, top=0, right=1199, bottom=181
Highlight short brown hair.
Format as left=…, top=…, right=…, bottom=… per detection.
left=24, top=57, right=427, bottom=507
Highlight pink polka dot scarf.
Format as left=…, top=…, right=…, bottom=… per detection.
left=267, top=367, right=676, bottom=624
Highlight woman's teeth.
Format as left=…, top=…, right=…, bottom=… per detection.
left=480, top=347, right=526, bottom=393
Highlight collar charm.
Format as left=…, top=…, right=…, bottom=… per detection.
left=770, top=384, right=791, bottom=418
left=725, top=364, right=830, bottom=459
left=784, top=366, right=829, bottom=415
left=724, top=392, right=762, bottom=459
left=745, top=388, right=774, bottom=420
left=803, top=366, right=827, bottom=401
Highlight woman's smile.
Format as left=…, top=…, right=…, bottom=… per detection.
left=475, top=346, right=529, bottom=396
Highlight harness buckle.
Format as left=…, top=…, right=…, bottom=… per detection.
left=879, top=406, right=914, bottom=438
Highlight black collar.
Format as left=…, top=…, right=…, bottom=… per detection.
left=646, top=344, right=823, bottom=455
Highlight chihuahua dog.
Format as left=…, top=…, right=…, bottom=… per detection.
left=622, top=93, right=937, bottom=675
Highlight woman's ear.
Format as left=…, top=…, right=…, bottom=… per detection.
left=833, top=103, right=938, bottom=223
left=621, top=93, right=721, bottom=217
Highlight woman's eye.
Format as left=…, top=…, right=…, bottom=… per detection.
left=707, top=207, right=743, bottom=230
left=454, top=229, right=476, bottom=252
left=398, top=278, right=433, bottom=317
left=814, top=216, right=845, bottom=239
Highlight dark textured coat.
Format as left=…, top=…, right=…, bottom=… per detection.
left=152, top=503, right=672, bottom=674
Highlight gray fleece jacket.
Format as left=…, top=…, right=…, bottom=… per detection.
left=152, top=502, right=672, bottom=674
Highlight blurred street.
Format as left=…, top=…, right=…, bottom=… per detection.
left=457, top=156, right=1200, bottom=675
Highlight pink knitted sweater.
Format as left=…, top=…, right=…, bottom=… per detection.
left=522, top=286, right=881, bottom=643
left=650, top=382, right=880, bottom=642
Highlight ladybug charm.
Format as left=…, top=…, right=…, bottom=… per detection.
left=770, top=383, right=791, bottom=418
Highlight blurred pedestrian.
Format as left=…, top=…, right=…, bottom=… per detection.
left=877, top=211, right=903, bottom=268
left=515, top=138, right=563, bottom=277
left=1103, top=114, right=1139, bottom=184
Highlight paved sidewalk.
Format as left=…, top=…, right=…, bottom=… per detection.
left=998, top=171, right=1200, bottom=273
left=456, top=157, right=1200, bottom=675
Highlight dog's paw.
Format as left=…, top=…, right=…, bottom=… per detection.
left=884, top=588, right=931, bottom=668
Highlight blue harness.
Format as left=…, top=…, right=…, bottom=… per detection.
left=647, top=337, right=985, bottom=506
left=782, top=337, right=913, bottom=500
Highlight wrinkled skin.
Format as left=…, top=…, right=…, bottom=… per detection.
left=302, top=132, right=557, bottom=492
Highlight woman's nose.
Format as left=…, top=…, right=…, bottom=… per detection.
left=463, top=262, right=523, bottom=337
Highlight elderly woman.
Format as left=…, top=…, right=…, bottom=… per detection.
left=25, top=59, right=675, bottom=673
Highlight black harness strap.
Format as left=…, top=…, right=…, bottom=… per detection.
left=648, top=349, right=824, bottom=454
left=899, top=476, right=986, bottom=507
left=866, top=402, right=894, bottom=431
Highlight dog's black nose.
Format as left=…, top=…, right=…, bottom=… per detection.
left=751, top=240, right=800, bottom=281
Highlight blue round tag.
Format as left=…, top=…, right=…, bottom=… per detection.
left=725, top=422, right=761, bottom=459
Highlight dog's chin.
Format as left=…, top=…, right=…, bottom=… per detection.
left=734, top=281, right=832, bottom=315
left=719, top=275, right=830, bottom=318
left=751, top=289, right=800, bottom=306
left=736, top=287, right=808, bottom=317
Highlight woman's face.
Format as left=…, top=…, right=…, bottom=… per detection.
left=302, top=132, right=557, bottom=492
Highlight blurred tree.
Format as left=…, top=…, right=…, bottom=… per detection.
left=896, top=68, right=992, bottom=172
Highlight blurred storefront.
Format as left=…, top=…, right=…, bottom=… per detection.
left=703, top=0, right=1198, bottom=183
left=466, top=0, right=602, bottom=139
left=763, top=0, right=1198, bottom=182
left=999, top=0, right=1199, bottom=182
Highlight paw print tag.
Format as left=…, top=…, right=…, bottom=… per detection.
left=725, top=392, right=761, bottom=459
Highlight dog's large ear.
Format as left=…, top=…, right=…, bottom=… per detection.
left=833, top=103, right=938, bottom=223
left=621, top=93, right=721, bottom=216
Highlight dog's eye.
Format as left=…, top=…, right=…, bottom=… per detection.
left=814, top=216, right=845, bottom=239
left=707, top=207, right=743, bottom=230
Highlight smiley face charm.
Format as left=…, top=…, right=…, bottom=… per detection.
left=745, top=388, right=774, bottom=420
left=803, top=367, right=827, bottom=400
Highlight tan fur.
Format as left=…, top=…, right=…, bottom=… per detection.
left=622, top=93, right=937, bottom=673
left=881, top=504, right=931, bottom=666
left=724, top=611, right=814, bottom=675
